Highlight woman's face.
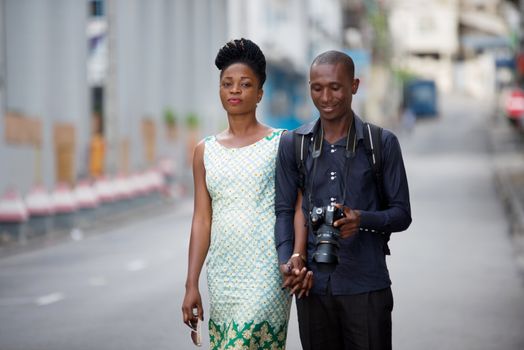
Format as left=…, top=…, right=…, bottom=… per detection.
left=219, top=63, right=263, bottom=116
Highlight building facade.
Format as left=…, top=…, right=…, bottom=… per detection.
left=0, top=0, right=350, bottom=195
left=0, top=0, right=229, bottom=194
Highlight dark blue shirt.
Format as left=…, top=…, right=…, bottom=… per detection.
left=275, top=115, right=412, bottom=295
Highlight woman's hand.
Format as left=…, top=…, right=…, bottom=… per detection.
left=280, top=256, right=314, bottom=298
left=182, top=286, right=203, bottom=328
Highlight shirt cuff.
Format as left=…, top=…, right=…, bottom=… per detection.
left=277, top=241, right=293, bottom=265
left=358, top=210, right=383, bottom=230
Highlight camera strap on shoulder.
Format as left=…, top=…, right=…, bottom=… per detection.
left=363, top=122, right=392, bottom=255
left=293, top=122, right=384, bottom=199
left=293, top=132, right=309, bottom=193
left=293, top=120, right=392, bottom=255
left=363, top=122, right=386, bottom=209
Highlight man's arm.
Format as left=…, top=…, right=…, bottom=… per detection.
left=358, top=131, right=412, bottom=233
left=275, top=131, right=299, bottom=264
left=275, top=133, right=313, bottom=295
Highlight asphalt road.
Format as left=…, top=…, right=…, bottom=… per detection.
left=0, top=93, right=523, bottom=350
left=390, top=92, right=524, bottom=349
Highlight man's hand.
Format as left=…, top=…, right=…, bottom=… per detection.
left=279, top=257, right=313, bottom=298
left=333, top=203, right=361, bottom=239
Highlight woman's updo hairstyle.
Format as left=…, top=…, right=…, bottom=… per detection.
left=215, top=38, right=266, bottom=88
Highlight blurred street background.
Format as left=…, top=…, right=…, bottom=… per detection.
left=1, top=0, right=524, bottom=349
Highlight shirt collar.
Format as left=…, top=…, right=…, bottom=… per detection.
left=294, top=112, right=365, bottom=141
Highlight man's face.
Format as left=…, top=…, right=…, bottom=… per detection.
left=309, top=62, right=359, bottom=121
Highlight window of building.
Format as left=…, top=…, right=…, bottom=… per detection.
left=89, top=0, right=104, bottom=17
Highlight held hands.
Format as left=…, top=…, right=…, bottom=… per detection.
left=333, top=203, right=361, bottom=239
left=279, top=255, right=313, bottom=298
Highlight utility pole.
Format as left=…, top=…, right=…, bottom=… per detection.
left=0, top=0, right=6, bottom=119
left=518, top=0, right=524, bottom=87
left=105, top=0, right=118, bottom=174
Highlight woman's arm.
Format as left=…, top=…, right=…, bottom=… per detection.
left=288, top=191, right=313, bottom=297
left=182, top=140, right=212, bottom=325
left=292, top=191, right=307, bottom=266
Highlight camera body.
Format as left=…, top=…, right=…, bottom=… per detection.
left=310, top=205, right=345, bottom=264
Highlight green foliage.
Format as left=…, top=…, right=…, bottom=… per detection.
left=185, top=112, right=200, bottom=129
left=392, top=68, right=417, bottom=85
left=163, top=107, right=177, bottom=126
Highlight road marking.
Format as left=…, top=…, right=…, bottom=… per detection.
left=70, top=228, right=84, bottom=241
left=0, top=296, right=35, bottom=306
left=88, top=276, right=107, bottom=286
left=126, top=259, right=147, bottom=272
left=35, top=293, right=65, bottom=306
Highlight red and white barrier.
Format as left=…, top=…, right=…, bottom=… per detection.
left=132, top=172, right=150, bottom=196
left=51, top=183, right=78, bottom=214
left=50, top=183, right=78, bottom=232
left=144, top=169, right=165, bottom=193
left=25, top=186, right=54, bottom=216
left=0, top=190, right=29, bottom=223
left=24, top=185, right=55, bottom=237
left=94, top=176, right=116, bottom=203
left=0, top=189, right=29, bottom=243
left=74, top=180, right=99, bottom=209
left=113, top=175, right=134, bottom=201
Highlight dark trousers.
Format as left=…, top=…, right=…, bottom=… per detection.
left=296, top=286, right=393, bottom=350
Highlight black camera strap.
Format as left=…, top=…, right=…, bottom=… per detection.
left=306, top=117, right=356, bottom=218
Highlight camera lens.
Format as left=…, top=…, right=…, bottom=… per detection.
left=312, top=228, right=340, bottom=264
left=310, top=205, right=342, bottom=266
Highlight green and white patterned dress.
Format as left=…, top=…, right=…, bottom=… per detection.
left=204, top=129, right=291, bottom=350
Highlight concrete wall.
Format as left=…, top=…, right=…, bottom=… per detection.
left=109, top=0, right=228, bottom=174
left=0, top=0, right=229, bottom=194
left=0, top=0, right=6, bottom=191
left=0, top=0, right=88, bottom=193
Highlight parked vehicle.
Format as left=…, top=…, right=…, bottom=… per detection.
left=504, top=87, right=524, bottom=129
left=403, top=79, right=438, bottom=118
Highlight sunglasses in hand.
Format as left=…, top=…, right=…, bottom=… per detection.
left=187, top=314, right=202, bottom=347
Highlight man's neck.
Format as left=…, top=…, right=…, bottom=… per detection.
left=321, top=113, right=354, bottom=144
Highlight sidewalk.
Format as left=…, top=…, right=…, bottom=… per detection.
left=489, top=110, right=524, bottom=276
left=0, top=194, right=185, bottom=259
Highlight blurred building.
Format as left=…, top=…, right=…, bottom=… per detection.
left=0, top=0, right=351, bottom=196
left=457, top=0, right=520, bottom=97
left=340, top=0, right=400, bottom=125
left=0, top=0, right=229, bottom=194
left=389, top=0, right=521, bottom=98
left=1, top=0, right=89, bottom=193
left=99, top=0, right=228, bottom=176
left=389, top=0, right=459, bottom=93
left=228, top=0, right=344, bottom=130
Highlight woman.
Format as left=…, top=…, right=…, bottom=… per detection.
left=181, top=38, right=305, bottom=349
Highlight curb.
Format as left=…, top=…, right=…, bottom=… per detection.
left=495, top=171, right=524, bottom=236
left=494, top=170, right=524, bottom=276
left=0, top=195, right=185, bottom=259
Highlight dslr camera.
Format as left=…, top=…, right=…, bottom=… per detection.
left=310, top=205, right=345, bottom=264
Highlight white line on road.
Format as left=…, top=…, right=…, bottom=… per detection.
left=35, top=293, right=65, bottom=306
left=0, top=296, right=36, bottom=306
left=126, top=259, right=147, bottom=272
left=88, top=276, right=108, bottom=286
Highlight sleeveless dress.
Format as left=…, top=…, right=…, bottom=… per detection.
left=204, top=129, right=291, bottom=350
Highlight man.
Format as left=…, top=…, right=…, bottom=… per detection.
left=275, top=51, right=412, bottom=349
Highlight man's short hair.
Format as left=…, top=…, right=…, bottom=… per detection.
left=311, top=51, right=355, bottom=79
